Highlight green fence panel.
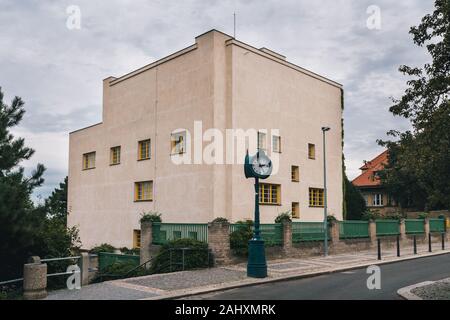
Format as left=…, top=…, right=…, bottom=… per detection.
left=259, top=224, right=283, bottom=246
left=429, top=218, right=445, bottom=233
left=405, top=219, right=425, bottom=234
left=339, top=221, right=369, bottom=239
left=152, top=223, right=208, bottom=244
left=98, top=252, right=140, bottom=272
left=229, top=223, right=283, bottom=247
left=376, top=220, right=400, bottom=236
left=292, top=222, right=329, bottom=242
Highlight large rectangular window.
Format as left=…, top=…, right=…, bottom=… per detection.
left=82, top=152, right=96, bottom=170
left=110, top=146, right=121, bottom=165
left=308, top=144, right=316, bottom=159
left=291, top=166, right=299, bottom=182
left=171, top=131, right=186, bottom=154
left=138, top=139, right=151, bottom=160
left=292, top=202, right=300, bottom=219
left=259, top=183, right=281, bottom=205
left=257, top=131, right=267, bottom=150
left=134, top=181, right=153, bottom=201
left=372, top=194, right=384, bottom=206
left=309, top=188, right=324, bottom=207
left=272, top=135, right=281, bottom=153
left=133, top=230, right=141, bottom=249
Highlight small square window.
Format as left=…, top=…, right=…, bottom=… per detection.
left=292, top=202, right=300, bottom=219
left=309, top=188, right=324, bottom=207
left=291, top=166, right=299, bottom=182
left=272, top=135, right=281, bottom=153
left=134, top=181, right=153, bottom=201
left=110, top=146, right=121, bottom=165
left=308, top=143, right=316, bottom=159
left=138, top=139, right=151, bottom=160
left=171, top=131, right=186, bottom=154
left=257, top=131, right=267, bottom=150
left=82, top=152, right=96, bottom=170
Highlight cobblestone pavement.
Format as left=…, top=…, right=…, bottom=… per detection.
left=46, top=243, right=449, bottom=300
left=411, top=278, right=450, bottom=300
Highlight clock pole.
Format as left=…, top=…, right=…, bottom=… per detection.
left=247, top=176, right=268, bottom=278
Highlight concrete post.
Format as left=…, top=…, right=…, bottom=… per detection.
left=208, top=221, right=231, bottom=265
left=79, top=252, right=90, bottom=286
left=369, top=220, right=377, bottom=246
left=140, top=221, right=152, bottom=265
left=424, top=218, right=430, bottom=237
left=282, top=221, right=292, bottom=254
left=399, top=219, right=407, bottom=241
left=23, top=258, right=47, bottom=300
left=329, top=220, right=340, bottom=244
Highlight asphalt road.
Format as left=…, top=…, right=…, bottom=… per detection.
left=191, top=253, right=450, bottom=300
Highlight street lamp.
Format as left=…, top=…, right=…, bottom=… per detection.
left=321, top=126, right=330, bottom=256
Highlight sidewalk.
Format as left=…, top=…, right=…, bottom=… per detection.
left=46, top=243, right=450, bottom=300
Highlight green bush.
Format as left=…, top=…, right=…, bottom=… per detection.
left=362, top=209, right=381, bottom=220
left=95, top=260, right=146, bottom=282
left=212, top=217, right=229, bottom=223
left=140, top=211, right=162, bottom=224
left=230, top=220, right=253, bottom=257
left=418, top=212, right=428, bottom=219
left=89, top=243, right=116, bottom=255
left=150, top=238, right=211, bottom=273
left=275, top=211, right=291, bottom=223
left=385, top=212, right=405, bottom=220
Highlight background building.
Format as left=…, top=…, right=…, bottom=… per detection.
left=352, top=150, right=398, bottom=215
left=68, top=30, right=344, bottom=249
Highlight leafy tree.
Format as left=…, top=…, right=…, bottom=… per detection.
left=378, top=0, right=450, bottom=211
left=344, top=175, right=366, bottom=220
left=0, top=87, right=46, bottom=280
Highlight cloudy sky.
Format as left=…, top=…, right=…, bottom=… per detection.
left=0, top=0, right=434, bottom=202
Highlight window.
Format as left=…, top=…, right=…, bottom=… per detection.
left=291, top=166, right=299, bottom=182
left=372, top=194, right=384, bottom=206
left=134, top=181, right=153, bottom=201
left=133, top=230, right=141, bottom=249
left=272, top=135, right=281, bottom=153
left=292, top=202, right=300, bottom=219
left=257, top=131, right=267, bottom=150
left=82, top=152, right=96, bottom=170
left=110, top=146, right=121, bottom=165
left=308, top=144, right=316, bottom=159
left=309, top=188, right=324, bottom=207
left=171, top=131, right=186, bottom=154
left=259, top=183, right=281, bottom=205
left=138, top=139, right=151, bottom=160
left=363, top=195, right=369, bottom=206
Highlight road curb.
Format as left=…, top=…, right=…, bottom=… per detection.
left=141, top=249, right=450, bottom=300
left=397, top=281, right=434, bottom=300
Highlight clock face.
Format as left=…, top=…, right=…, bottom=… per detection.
left=251, top=152, right=272, bottom=177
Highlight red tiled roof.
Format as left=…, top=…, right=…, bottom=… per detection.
left=352, top=150, right=388, bottom=187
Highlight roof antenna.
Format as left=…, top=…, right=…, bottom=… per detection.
left=233, top=12, right=236, bottom=38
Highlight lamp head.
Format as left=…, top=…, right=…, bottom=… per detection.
left=321, top=127, right=330, bottom=132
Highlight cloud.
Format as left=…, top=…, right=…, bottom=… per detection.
left=0, top=0, right=436, bottom=197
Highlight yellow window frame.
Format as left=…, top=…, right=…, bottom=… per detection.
left=292, top=202, right=300, bottom=219
left=291, top=166, right=299, bottom=182
left=309, top=188, right=324, bottom=207
left=133, top=230, right=141, bottom=249
left=110, top=146, right=121, bottom=165
left=134, top=181, right=153, bottom=201
left=308, top=143, right=316, bottom=159
left=259, top=183, right=281, bottom=205
left=82, top=152, right=95, bottom=170
left=138, top=139, right=151, bottom=160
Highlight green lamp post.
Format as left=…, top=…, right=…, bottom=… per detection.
left=244, top=149, right=273, bottom=278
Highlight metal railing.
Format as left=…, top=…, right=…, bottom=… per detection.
left=429, top=218, right=445, bottom=233
left=292, top=222, right=329, bottom=242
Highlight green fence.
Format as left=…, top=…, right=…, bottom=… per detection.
left=229, top=223, right=283, bottom=246
left=405, top=219, right=425, bottom=234
left=292, top=222, right=328, bottom=242
left=98, top=252, right=140, bottom=272
left=339, top=221, right=369, bottom=239
left=429, top=218, right=445, bottom=233
left=376, top=220, right=400, bottom=236
left=152, top=223, right=208, bottom=244
left=259, top=224, right=283, bottom=246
